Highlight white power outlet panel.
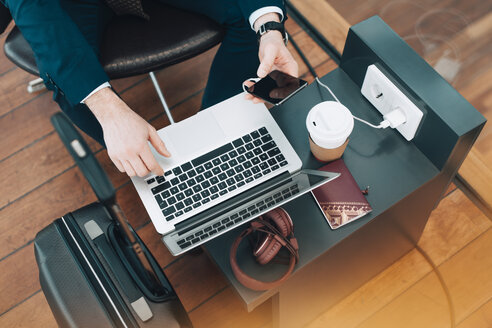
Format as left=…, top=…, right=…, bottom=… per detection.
left=361, top=65, right=423, bottom=141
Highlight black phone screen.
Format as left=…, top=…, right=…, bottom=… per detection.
left=246, top=70, right=308, bottom=105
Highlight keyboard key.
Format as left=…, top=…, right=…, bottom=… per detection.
left=201, top=190, right=210, bottom=198
left=243, top=135, right=252, bottom=143
left=222, top=218, right=230, bottom=224
left=263, top=169, right=271, bottom=175
left=181, top=162, right=192, bottom=172
left=156, top=176, right=165, bottom=184
left=191, top=238, right=200, bottom=244
left=193, top=185, right=202, bottom=193
left=268, top=158, right=277, bottom=166
left=196, top=166, right=205, bottom=174
left=235, top=165, right=244, bottom=173
left=186, top=235, right=194, bottom=241
left=226, top=178, right=235, bottom=186
left=164, top=170, right=172, bottom=176
left=176, top=211, right=184, bottom=217
left=209, top=229, right=217, bottom=236
left=155, top=195, right=167, bottom=209
left=211, top=194, right=219, bottom=200
left=177, top=239, right=185, bottom=245
left=268, top=148, right=281, bottom=157
left=188, top=169, right=197, bottom=178
left=226, top=222, right=234, bottom=227
left=212, top=158, right=221, bottom=166
left=245, top=142, right=254, bottom=150
left=166, top=215, right=175, bottom=221
left=196, top=175, right=205, bottom=183
left=251, top=209, right=259, bottom=215
left=201, top=181, right=211, bottom=189
left=259, top=127, right=268, bottom=135
left=176, top=193, right=185, bottom=201
left=171, top=177, right=180, bottom=186
left=147, top=178, right=156, bottom=184
left=248, top=205, right=256, bottom=212
left=238, top=181, right=245, bottom=187
left=170, top=186, right=179, bottom=194
left=212, top=167, right=221, bottom=175
left=276, top=154, right=285, bottom=162
left=193, top=203, right=201, bottom=209
left=187, top=179, right=196, bottom=187
left=218, top=173, right=227, bottom=181
left=228, top=159, right=238, bottom=167
left=228, top=150, right=238, bottom=158
left=220, top=163, right=230, bottom=171
left=245, top=151, right=254, bottom=159
left=184, top=206, right=192, bottom=213
left=226, top=169, right=235, bottom=177
left=252, top=157, right=261, bottom=165
left=280, top=161, right=288, bottom=167
left=168, top=196, right=177, bottom=205
left=192, top=142, right=234, bottom=166
left=219, top=190, right=228, bottom=196
left=251, top=131, right=260, bottom=139
left=271, top=164, right=280, bottom=171
left=252, top=167, right=260, bottom=174
left=204, top=226, right=212, bottom=232
left=260, top=153, right=268, bottom=161
left=218, top=182, right=227, bottom=190
left=151, top=181, right=171, bottom=194
left=234, top=174, right=244, bottom=181
left=261, top=134, right=273, bottom=143
left=196, top=231, right=204, bottom=236
left=260, top=163, right=268, bottom=170
left=162, top=190, right=171, bottom=198
left=210, top=177, right=219, bottom=185
left=228, top=185, right=237, bottom=192
left=253, top=139, right=262, bottom=147
left=244, top=161, right=252, bottom=169
left=210, top=186, right=219, bottom=194
left=204, top=171, right=213, bottom=179
left=237, top=155, right=246, bottom=163
left=178, top=183, right=187, bottom=191
left=237, top=146, right=246, bottom=154
left=234, top=218, right=242, bottom=223
left=232, top=138, right=244, bottom=147
left=176, top=202, right=185, bottom=210
left=261, top=141, right=276, bottom=152
left=239, top=209, right=247, bottom=215
left=179, top=242, right=191, bottom=249
left=192, top=194, right=202, bottom=202
left=200, top=234, right=208, bottom=240
left=204, top=162, right=213, bottom=170
left=254, top=173, right=263, bottom=179
left=178, top=173, right=188, bottom=182
left=173, top=167, right=182, bottom=176
left=220, top=154, right=229, bottom=162
left=184, top=198, right=193, bottom=206
left=217, top=226, right=226, bottom=231
left=162, top=206, right=176, bottom=216
left=213, top=222, right=221, bottom=228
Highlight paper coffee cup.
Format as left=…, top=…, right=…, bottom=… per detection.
left=306, top=101, right=354, bottom=162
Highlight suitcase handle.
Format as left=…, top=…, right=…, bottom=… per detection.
left=51, top=112, right=116, bottom=204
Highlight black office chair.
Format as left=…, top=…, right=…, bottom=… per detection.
left=0, top=0, right=224, bottom=123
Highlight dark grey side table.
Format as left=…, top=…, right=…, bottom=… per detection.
left=205, top=16, right=485, bottom=328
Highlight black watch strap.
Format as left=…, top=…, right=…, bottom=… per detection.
left=256, top=21, right=288, bottom=45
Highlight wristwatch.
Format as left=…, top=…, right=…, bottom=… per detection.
left=256, top=21, right=288, bottom=45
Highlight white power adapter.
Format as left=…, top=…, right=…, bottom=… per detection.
left=361, top=65, right=423, bottom=140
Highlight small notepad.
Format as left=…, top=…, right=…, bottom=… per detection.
left=311, top=159, right=372, bottom=229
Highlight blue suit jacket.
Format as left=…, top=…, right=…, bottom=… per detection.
left=2, top=0, right=284, bottom=107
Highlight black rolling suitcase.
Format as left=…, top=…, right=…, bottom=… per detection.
left=34, top=113, right=192, bottom=328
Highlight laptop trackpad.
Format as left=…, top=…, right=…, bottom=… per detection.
left=168, top=111, right=226, bottom=158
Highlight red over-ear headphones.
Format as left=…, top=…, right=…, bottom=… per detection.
left=229, top=208, right=299, bottom=291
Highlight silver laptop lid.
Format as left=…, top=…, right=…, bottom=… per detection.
left=163, top=169, right=340, bottom=256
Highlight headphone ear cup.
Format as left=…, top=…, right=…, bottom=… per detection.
left=264, top=208, right=293, bottom=236
left=255, top=235, right=282, bottom=265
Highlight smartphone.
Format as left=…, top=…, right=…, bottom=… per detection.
left=245, top=70, right=308, bottom=105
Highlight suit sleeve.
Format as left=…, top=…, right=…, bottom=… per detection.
left=237, top=0, right=285, bottom=24
left=4, top=0, right=109, bottom=106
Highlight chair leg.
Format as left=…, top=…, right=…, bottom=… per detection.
left=149, top=71, right=175, bottom=124
left=27, top=77, right=46, bottom=93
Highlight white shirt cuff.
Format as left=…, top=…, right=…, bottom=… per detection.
left=81, top=82, right=111, bottom=103
left=249, top=6, right=284, bottom=31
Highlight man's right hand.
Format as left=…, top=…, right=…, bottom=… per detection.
left=85, top=88, right=171, bottom=177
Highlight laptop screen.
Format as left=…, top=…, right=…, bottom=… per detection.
left=174, top=169, right=340, bottom=236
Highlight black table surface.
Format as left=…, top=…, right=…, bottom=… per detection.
left=204, top=68, right=439, bottom=309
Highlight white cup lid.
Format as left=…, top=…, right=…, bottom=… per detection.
left=306, top=101, right=354, bottom=149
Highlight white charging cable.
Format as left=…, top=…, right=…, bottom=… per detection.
left=315, top=77, right=406, bottom=129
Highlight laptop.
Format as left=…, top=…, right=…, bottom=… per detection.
left=131, top=93, right=339, bottom=256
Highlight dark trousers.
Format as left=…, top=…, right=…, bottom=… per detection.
left=56, top=0, right=260, bottom=145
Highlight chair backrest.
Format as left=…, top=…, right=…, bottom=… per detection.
left=0, top=5, right=12, bottom=34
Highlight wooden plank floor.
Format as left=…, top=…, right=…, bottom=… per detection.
left=0, top=2, right=490, bottom=328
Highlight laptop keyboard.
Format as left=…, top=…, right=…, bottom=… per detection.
left=176, top=184, right=300, bottom=250
left=146, top=127, right=289, bottom=222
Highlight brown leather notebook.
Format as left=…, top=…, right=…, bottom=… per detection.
left=311, top=159, right=372, bottom=229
